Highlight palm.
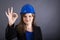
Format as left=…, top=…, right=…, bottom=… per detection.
left=5, top=7, right=18, bottom=25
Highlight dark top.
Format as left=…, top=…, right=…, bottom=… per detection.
left=26, top=31, right=33, bottom=40
left=5, top=24, right=42, bottom=40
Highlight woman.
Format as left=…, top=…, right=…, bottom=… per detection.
left=5, top=4, right=42, bottom=40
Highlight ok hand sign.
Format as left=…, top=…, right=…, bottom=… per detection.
left=5, top=7, right=18, bottom=26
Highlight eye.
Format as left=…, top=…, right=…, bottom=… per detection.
left=29, top=15, right=32, bottom=17
left=23, top=15, right=27, bottom=18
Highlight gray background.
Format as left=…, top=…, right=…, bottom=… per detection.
left=0, top=0, right=60, bottom=40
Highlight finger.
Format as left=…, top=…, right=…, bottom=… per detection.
left=8, top=8, right=10, bottom=14
left=15, top=13, right=18, bottom=18
left=11, top=7, right=13, bottom=14
left=5, top=11, right=8, bottom=17
left=14, top=13, right=18, bottom=18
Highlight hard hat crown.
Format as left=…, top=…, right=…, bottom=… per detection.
left=20, top=4, right=35, bottom=14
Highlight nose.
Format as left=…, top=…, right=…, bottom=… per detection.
left=26, top=16, right=29, bottom=21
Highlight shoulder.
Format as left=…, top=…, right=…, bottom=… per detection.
left=34, top=25, right=41, bottom=29
left=33, top=26, right=42, bottom=34
left=33, top=25, right=41, bottom=31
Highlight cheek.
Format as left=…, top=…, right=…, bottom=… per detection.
left=29, top=17, right=33, bottom=22
left=23, top=18, right=26, bottom=22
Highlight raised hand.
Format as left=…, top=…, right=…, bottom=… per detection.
left=5, top=7, right=18, bottom=26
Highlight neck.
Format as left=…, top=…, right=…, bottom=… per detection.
left=25, top=24, right=32, bottom=28
left=25, top=24, right=33, bottom=32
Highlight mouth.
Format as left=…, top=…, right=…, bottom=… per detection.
left=26, top=20, right=29, bottom=22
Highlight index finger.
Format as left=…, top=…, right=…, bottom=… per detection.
left=11, top=7, right=13, bottom=14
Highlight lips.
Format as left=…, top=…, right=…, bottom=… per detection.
left=26, top=20, right=29, bottom=22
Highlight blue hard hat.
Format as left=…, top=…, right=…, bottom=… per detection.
left=20, top=4, right=35, bottom=14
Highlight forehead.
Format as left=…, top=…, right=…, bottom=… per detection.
left=25, top=13, right=33, bottom=16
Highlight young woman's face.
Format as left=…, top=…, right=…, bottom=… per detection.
left=23, top=13, right=34, bottom=25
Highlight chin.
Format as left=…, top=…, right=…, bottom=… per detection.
left=25, top=22, right=31, bottom=25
